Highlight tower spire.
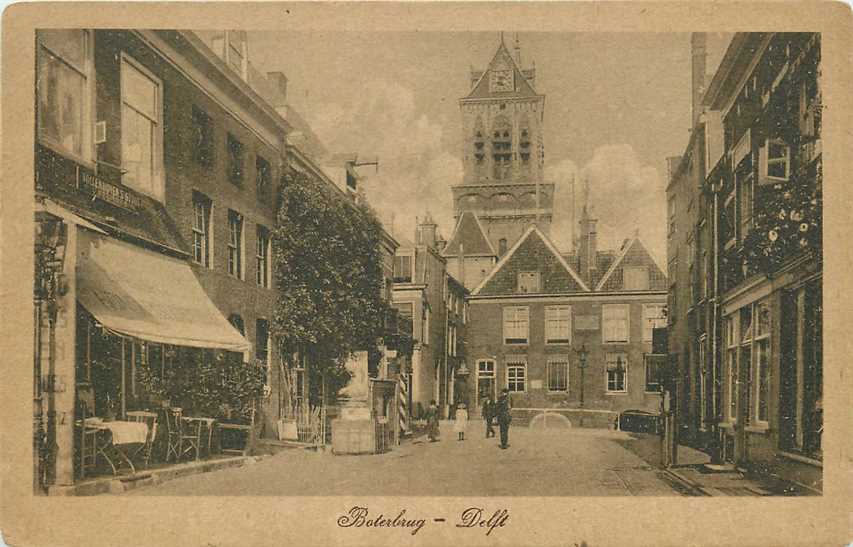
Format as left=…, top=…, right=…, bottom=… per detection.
left=514, top=32, right=522, bottom=66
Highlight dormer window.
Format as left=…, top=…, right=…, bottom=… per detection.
left=517, top=272, right=540, bottom=294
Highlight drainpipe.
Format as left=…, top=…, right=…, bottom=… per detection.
left=711, top=184, right=721, bottom=463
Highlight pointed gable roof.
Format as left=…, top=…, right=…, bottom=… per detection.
left=464, top=38, right=539, bottom=100
left=595, top=237, right=668, bottom=292
left=472, top=225, right=591, bottom=296
left=442, top=211, right=496, bottom=257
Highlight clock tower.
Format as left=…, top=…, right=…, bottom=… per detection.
left=451, top=34, right=553, bottom=254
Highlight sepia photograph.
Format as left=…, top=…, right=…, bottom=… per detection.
left=3, top=2, right=851, bottom=546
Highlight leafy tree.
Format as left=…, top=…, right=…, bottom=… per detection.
left=272, top=168, right=390, bottom=401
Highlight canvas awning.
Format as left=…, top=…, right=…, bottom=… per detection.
left=76, top=229, right=251, bottom=352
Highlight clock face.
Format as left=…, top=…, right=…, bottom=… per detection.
left=490, top=69, right=514, bottom=92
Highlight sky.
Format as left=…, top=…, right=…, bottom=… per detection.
left=248, top=31, right=731, bottom=265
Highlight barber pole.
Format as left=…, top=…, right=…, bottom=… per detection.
left=398, top=374, right=410, bottom=441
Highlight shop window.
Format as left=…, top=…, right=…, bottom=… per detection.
left=37, top=29, right=91, bottom=160
left=192, top=193, right=212, bottom=267
left=256, top=225, right=270, bottom=288
left=121, top=55, right=163, bottom=200
left=503, top=306, right=529, bottom=345
left=192, top=106, right=214, bottom=168
left=602, top=304, right=629, bottom=343
left=228, top=210, right=244, bottom=279
left=506, top=357, right=527, bottom=393
left=547, top=357, right=569, bottom=392
left=753, top=299, right=771, bottom=424
left=606, top=353, right=628, bottom=393
left=227, top=133, right=245, bottom=185
left=545, top=305, right=571, bottom=344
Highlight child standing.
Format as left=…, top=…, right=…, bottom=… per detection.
left=454, top=403, right=469, bottom=441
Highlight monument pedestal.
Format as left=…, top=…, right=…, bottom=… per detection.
left=331, top=351, right=378, bottom=455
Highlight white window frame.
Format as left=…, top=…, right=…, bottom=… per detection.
left=605, top=352, right=628, bottom=394
left=120, top=52, right=164, bottom=201
left=36, top=29, right=94, bottom=164
left=503, top=306, right=529, bottom=345
left=602, top=304, right=630, bottom=344
left=546, top=356, right=569, bottom=392
left=227, top=209, right=244, bottom=280
left=192, top=193, right=212, bottom=267
left=517, top=271, right=540, bottom=294
left=752, top=299, right=772, bottom=425
left=256, top=225, right=271, bottom=288
left=725, top=314, right=739, bottom=423
left=760, top=138, right=791, bottom=182
left=393, top=252, right=414, bottom=283
left=506, top=357, right=527, bottom=393
left=642, top=304, right=667, bottom=342
left=545, top=305, right=571, bottom=345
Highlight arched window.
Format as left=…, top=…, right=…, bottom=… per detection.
left=519, top=116, right=531, bottom=164
left=491, top=116, right=512, bottom=179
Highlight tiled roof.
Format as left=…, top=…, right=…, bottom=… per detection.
left=442, top=211, right=496, bottom=257
left=464, top=40, right=539, bottom=100
left=596, top=238, right=668, bottom=291
left=473, top=225, right=589, bottom=296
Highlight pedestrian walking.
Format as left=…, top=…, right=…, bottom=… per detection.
left=454, top=403, right=469, bottom=441
left=482, top=396, right=496, bottom=438
left=496, top=388, right=512, bottom=449
left=426, top=399, right=440, bottom=442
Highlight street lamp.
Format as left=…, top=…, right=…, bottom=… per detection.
left=574, top=344, right=589, bottom=408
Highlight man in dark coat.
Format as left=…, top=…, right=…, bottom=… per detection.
left=482, top=396, right=496, bottom=438
left=496, top=388, right=512, bottom=449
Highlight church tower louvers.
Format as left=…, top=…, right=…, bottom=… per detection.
left=451, top=34, right=554, bottom=255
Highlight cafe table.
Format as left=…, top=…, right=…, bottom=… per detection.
left=83, top=417, right=149, bottom=475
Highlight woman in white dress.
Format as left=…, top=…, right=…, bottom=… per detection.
left=454, top=403, right=469, bottom=441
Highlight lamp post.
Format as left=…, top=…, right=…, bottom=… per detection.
left=33, top=212, right=68, bottom=492
left=575, top=344, right=588, bottom=408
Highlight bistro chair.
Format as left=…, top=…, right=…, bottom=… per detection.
left=165, top=407, right=184, bottom=462
left=126, top=410, right=158, bottom=468
left=180, top=416, right=204, bottom=461
left=76, top=385, right=99, bottom=478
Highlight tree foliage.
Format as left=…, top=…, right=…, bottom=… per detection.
left=272, top=168, right=389, bottom=396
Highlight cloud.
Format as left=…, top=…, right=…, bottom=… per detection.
left=548, top=145, right=667, bottom=267
left=301, top=80, right=460, bottom=243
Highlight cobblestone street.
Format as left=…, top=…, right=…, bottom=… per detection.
left=127, top=426, right=686, bottom=496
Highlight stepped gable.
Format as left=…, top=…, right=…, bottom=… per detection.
left=473, top=225, right=590, bottom=296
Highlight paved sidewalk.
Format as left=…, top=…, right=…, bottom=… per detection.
left=616, top=433, right=818, bottom=496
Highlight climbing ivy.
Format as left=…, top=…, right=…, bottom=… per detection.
left=272, top=168, right=390, bottom=399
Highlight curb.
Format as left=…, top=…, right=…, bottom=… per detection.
left=47, top=455, right=260, bottom=496
left=661, top=467, right=711, bottom=497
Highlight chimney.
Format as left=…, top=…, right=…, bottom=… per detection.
left=266, top=71, right=288, bottom=108
left=577, top=206, right=598, bottom=284
left=691, top=33, right=707, bottom=126
left=417, top=213, right=438, bottom=248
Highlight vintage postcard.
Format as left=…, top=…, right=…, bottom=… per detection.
left=1, top=2, right=851, bottom=546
